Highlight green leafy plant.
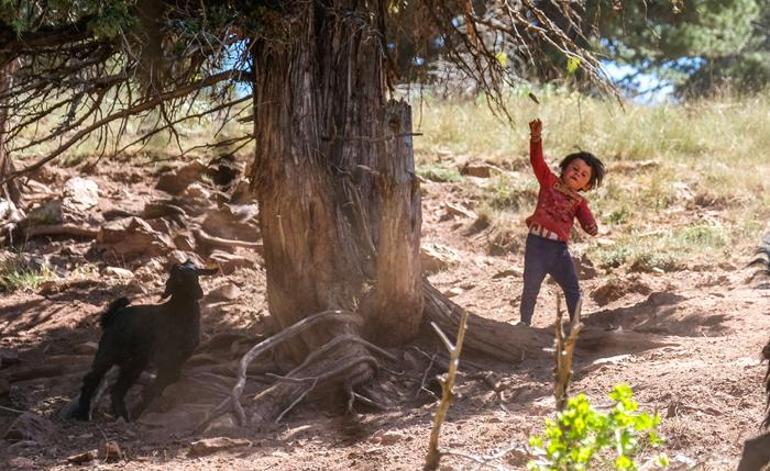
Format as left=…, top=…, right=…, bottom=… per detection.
left=528, top=384, right=668, bottom=471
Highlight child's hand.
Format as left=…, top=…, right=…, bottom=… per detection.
left=529, top=119, right=542, bottom=139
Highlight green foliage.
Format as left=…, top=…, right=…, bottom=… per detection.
left=528, top=384, right=668, bottom=471
left=592, top=0, right=770, bottom=94
left=416, top=163, right=462, bottom=183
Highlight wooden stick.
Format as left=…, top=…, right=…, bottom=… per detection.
left=424, top=307, right=470, bottom=471
left=554, top=296, right=582, bottom=411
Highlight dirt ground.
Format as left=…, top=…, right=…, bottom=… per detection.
left=1, top=160, right=768, bottom=470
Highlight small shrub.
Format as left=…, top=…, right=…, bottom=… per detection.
left=417, top=164, right=462, bottom=183
left=528, top=384, right=668, bottom=471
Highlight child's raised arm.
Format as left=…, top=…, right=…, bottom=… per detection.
left=528, top=119, right=551, bottom=184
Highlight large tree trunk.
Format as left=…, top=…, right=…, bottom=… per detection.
left=246, top=1, right=422, bottom=420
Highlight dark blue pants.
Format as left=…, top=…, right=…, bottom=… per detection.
left=519, top=233, right=581, bottom=325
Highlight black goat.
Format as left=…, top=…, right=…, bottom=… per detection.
left=68, top=261, right=216, bottom=421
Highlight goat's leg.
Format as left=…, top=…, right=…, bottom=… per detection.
left=109, top=359, right=146, bottom=421
left=68, top=351, right=114, bottom=421
left=132, top=367, right=182, bottom=418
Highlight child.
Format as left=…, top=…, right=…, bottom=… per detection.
left=518, top=118, right=605, bottom=326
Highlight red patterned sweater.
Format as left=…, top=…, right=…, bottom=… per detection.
left=525, top=138, right=598, bottom=242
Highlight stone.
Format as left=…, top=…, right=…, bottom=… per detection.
left=66, top=450, right=97, bottom=464
left=103, top=266, right=134, bottom=280
left=441, top=202, right=477, bottom=221
left=3, top=412, right=55, bottom=443
left=208, top=250, right=255, bottom=274
left=459, top=162, right=499, bottom=178
left=189, top=437, right=252, bottom=456
left=26, top=200, right=64, bottom=225
left=492, top=268, right=522, bottom=279
left=420, top=243, right=459, bottom=274
left=97, top=217, right=175, bottom=260
left=207, top=283, right=242, bottom=301
left=62, top=177, right=99, bottom=212
left=183, top=183, right=211, bottom=200
left=156, top=160, right=206, bottom=194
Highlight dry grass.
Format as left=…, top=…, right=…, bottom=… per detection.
left=413, top=89, right=770, bottom=269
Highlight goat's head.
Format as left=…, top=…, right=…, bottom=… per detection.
left=161, top=260, right=218, bottom=301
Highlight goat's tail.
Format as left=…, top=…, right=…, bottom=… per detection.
left=100, top=297, right=131, bottom=329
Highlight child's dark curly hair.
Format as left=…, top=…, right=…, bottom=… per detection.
left=559, top=152, right=605, bottom=190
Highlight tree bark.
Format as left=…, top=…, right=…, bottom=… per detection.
left=246, top=1, right=422, bottom=419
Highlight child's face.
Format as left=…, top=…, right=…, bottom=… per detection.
left=562, top=158, right=592, bottom=191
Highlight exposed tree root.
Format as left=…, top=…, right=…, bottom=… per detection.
left=194, top=228, right=263, bottom=252
left=24, top=224, right=98, bottom=239
left=422, top=280, right=550, bottom=362
left=195, top=310, right=392, bottom=432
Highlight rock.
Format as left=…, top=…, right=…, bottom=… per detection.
left=492, top=268, right=522, bottom=279
left=168, top=250, right=205, bottom=268
left=208, top=250, right=255, bottom=274
left=63, top=177, right=99, bottom=212
left=99, top=441, right=122, bottom=462
left=446, top=287, right=464, bottom=298
left=26, top=200, right=63, bottom=225
left=440, top=202, right=477, bottom=221
left=0, top=198, right=15, bottom=220
left=459, top=162, right=499, bottom=178
left=183, top=183, right=211, bottom=200
left=156, top=160, right=206, bottom=194
left=3, top=412, right=55, bottom=443
left=73, top=342, right=99, bottom=355
left=420, top=243, right=459, bottom=274
left=189, top=437, right=252, bottom=456
left=207, top=283, right=242, bottom=301
left=103, top=266, right=134, bottom=280
left=97, top=217, right=175, bottom=260
left=66, top=450, right=97, bottom=464
left=201, top=207, right=260, bottom=242
left=173, top=234, right=196, bottom=252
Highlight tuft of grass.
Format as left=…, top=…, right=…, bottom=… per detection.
left=0, top=254, right=56, bottom=292
left=417, top=163, right=462, bottom=182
